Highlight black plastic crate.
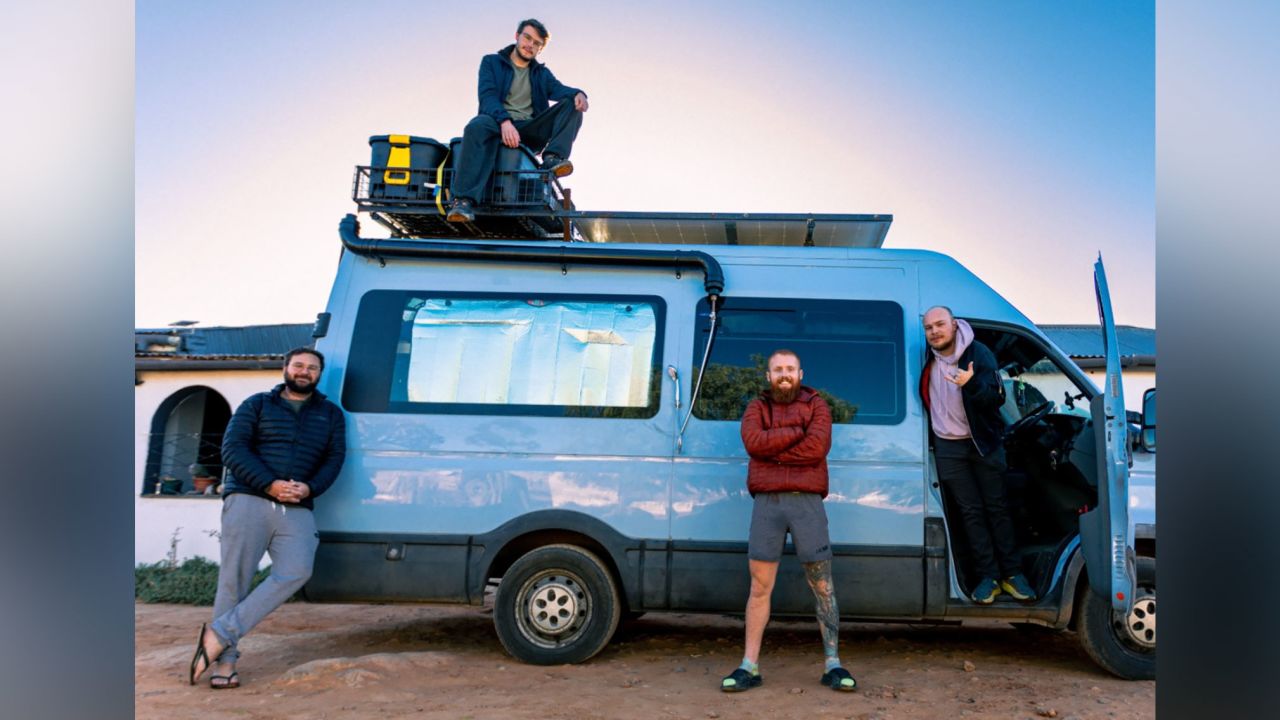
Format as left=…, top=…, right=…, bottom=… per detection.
left=489, top=146, right=550, bottom=207
left=367, top=135, right=449, bottom=200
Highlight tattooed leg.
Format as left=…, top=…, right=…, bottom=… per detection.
left=803, top=560, right=840, bottom=661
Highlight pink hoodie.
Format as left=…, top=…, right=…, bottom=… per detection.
left=928, top=318, right=974, bottom=439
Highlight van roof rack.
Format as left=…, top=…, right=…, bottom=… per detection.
left=361, top=203, right=892, bottom=248
left=353, top=156, right=892, bottom=247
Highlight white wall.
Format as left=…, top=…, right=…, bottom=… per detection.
left=135, top=368, right=278, bottom=565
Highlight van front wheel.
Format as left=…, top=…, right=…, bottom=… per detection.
left=1078, top=557, right=1156, bottom=680
left=493, top=544, right=622, bottom=665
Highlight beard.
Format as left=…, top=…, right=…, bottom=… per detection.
left=284, top=373, right=315, bottom=395
left=927, top=336, right=955, bottom=355
left=769, top=381, right=799, bottom=404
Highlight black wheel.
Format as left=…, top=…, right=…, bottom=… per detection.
left=1078, top=557, right=1156, bottom=680
left=493, top=544, right=621, bottom=665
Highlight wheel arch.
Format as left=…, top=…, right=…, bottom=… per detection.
left=1067, top=535, right=1156, bottom=631
left=470, top=510, right=639, bottom=612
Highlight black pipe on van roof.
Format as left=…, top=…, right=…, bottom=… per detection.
left=338, top=214, right=726, bottom=299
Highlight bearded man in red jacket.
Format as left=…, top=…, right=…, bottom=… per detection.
left=720, top=349, right=857, bottom=693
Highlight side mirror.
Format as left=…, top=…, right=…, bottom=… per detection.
left=1140, top=388, right=1156, bottom=452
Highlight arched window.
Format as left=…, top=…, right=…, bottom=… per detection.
left=142, top=386, right=232, bottom=496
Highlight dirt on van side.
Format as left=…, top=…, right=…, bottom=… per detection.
left=136, top=602, right=1153, bottom=720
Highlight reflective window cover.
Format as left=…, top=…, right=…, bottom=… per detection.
left=344, top=291, right=664, bottom=418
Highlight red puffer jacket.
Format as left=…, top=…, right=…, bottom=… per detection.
left=740, top=387, right=833, bottom=497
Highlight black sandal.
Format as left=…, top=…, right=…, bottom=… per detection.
left=720, top=667, right=763, bottom=692
left=188, top=623, right=212, bottom=686
left=820, top=666, right=857, bottom=691
left=210, top=671, right=240, bottom=689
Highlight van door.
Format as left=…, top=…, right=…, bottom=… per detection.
left=1077, top=257, right=1135, bottom=613
left=667, top=284, right=923, bottom=617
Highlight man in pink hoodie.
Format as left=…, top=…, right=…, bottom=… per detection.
left=921, top=306, right=1036, bottom=605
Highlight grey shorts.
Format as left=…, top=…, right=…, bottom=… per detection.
left=747, top=492, right=833, bottom=563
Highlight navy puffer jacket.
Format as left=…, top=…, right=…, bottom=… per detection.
left=220, top=384, right=346, bottom=510
left=477, top=44, right=585, bottom=125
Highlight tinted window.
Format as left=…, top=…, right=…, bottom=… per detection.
left=344, top=291, right=664, bottom=418
left=692, top=297, right=905, bottom=425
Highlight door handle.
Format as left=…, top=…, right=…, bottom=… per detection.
left=666, top=365, right=681, bottom=409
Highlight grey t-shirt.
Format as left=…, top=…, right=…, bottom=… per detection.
left=503, top=64, right=534, bottom=121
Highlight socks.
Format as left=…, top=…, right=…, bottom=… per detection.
left=739, top=657, right=841, bottom=675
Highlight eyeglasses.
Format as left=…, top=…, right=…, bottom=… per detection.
left=519, top=31, right=545, bottom=50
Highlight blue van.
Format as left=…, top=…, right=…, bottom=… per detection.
left=304, top=211, right=1155, bottom=680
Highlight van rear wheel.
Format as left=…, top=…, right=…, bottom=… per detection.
left=493, top=544, right=621, bottom=665
left=1078, top=557, right=1156, bottom=680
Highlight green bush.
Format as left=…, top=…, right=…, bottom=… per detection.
left=135, top=557, right=272, bottom=605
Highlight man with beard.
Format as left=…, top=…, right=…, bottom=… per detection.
left=188, top=347, right=346, bottom=689
left=446, top=18, right=588, bottom=223
left=721, top=350, right=856, bottom=693
left=921, top=306, right=1036, bottom=604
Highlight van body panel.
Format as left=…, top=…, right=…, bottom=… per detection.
left=312, top=255, right=699, bottom=549
left=322, top=449, right=672, bottom=540
left=305, top=533, right=472, bottom=603
left=309, top=235, right=1151, bottom=632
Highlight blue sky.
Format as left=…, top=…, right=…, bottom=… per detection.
left=135, top=0, right=1153, bottom=327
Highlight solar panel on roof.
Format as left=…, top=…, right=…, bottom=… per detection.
left=568, top=211, right=892, bottom=248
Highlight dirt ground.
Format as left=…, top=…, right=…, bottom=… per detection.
left=136, top=602, right=1153, bottom=720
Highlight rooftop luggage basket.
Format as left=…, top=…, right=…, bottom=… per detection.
left=353, top=134, right=574, bottom=240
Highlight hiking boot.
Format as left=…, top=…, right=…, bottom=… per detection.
left=1000, top=573, right=1037, bottom=602
left=541, top=154, right=574, bottom=178
left=446, top=198, right=475, bottom=223
left=971, top=577, right=1002, bottom=604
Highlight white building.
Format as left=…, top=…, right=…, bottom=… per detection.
left=134, top=324, right=314, bottom=565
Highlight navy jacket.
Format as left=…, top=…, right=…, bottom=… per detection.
left=221, top=384, right=346, bottom=510
left=477, top=44, right=584, bottom=125
left=920, top=340, right=1007, bottom=456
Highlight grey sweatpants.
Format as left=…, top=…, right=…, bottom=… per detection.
left=210, top=493, right=319, bottom=663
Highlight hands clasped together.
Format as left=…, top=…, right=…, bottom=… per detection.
left=267, top=479, right=311, bottom=504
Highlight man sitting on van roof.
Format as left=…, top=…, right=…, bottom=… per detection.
left=447, top=18, right=588, bottom=223
left=721, top=349, right=857, bottom=694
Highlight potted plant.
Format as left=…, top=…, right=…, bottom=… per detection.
left=159, top=475, right=183, bottom=495
left=188, top=463, right=219, bottom=494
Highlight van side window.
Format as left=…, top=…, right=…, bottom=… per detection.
left=691, top=297, right=905, bottom=425
left=343, top=291, right=664, bottom=418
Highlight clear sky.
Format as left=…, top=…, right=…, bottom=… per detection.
left=135, top=0, right=1153, bottom=329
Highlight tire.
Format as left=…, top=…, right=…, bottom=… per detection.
left=1078, top=557, right=1156, bottom=680
left=493, top=544, right=622, bottom=665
